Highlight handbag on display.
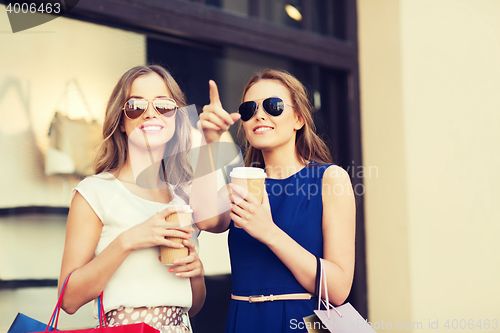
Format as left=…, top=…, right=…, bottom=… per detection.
left=45, top=79, right=102, bottom=177
left=7, top=274, right=159, bottom=333
left=303, top=257, right=377, bottom=333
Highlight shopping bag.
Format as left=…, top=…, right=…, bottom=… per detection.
left=7, top=313, right=57, bottom=333
left=45, top=112, right=102, bottom=176
left=313, top=302, right=376, bottom=333
left=7, top=273, right=160, bottom=333
left=45, top=79, right=102, bottom=177
left=34, top=323, right=159, bottom=333
left=304, top=258, right=376, bottom=333
left=7, top=273, right=71, bottom=333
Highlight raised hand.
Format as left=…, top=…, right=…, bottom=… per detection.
left=199, top=80, right=241, bottom=143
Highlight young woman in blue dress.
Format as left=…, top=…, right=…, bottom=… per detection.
left=197, top=69, right=356, bottom=332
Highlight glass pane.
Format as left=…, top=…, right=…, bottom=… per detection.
left=205, top=0, right=221, bottom=9
left=311, top=0, right=346, bottom=39
left=0, top=12, right=145, bottom=208
left=260, top=0, right=302, bottom=29
left=206, top=0, right=250, bottom=16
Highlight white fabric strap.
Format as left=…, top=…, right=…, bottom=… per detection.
left=317, top=258, right=323, bottom=310
left=317, top=258, right=342, bottom=318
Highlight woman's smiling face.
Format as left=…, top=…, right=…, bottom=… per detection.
left=242, top=79, right=304, bottom=152
left=120, top=72, right=177, bottom=150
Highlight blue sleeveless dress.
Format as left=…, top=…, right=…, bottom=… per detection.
left=225, top=163, right=333, bottom=333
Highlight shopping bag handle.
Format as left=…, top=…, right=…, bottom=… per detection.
left=314, top=256, right=321, bottom=306
left=97, top=292, right=108, bottom=328
left=45, top=273, right=107, bottom=331
left=45, top=272, right=72, bottom=331
left=54, top=79, right=94, bottom=120
left=316, top=258, right=342, bottom=319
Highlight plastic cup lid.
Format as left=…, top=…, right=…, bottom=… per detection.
left=230, top=167, right=267, bottom=179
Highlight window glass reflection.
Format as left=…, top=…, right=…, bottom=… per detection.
left=260, top=0, right=302, bottom=29
left=206, top=0, right=249, bottom=16
left=311, top=0, right=346, bottom=39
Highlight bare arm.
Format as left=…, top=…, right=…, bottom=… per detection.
left=192, top=80, right=239, bottom=233
left=194, top=184, right=232, bottom=233
left=229, top=165, right=355, bottom=305
left=59, top=192, right=125, bottom=314
left=59, top=194, right=193, bottom=314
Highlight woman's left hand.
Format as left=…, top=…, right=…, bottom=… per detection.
left=168, top=239, right=204, bottom=278
left=229, top=183, right=280, bottom=244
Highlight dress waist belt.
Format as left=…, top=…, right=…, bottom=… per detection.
left=231, top=293, right=313, bottom=303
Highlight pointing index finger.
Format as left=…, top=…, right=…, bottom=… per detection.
left=209, top=80, right=222, bottom=106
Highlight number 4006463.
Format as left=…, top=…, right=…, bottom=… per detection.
left=5, top=2, right=62, bottom=15
left=443, top=319, right=498, bottom=330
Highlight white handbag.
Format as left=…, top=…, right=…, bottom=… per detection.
left=45, top=79, right=102, bottom=176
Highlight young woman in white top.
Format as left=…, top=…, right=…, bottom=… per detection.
left=58, top=65, right=205, bottom=333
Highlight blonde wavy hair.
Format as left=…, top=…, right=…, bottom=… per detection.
left=93, top=65, right=192, bottom=202
left=238, top=69, right=332, bottom=168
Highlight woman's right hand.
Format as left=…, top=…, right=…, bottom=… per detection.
left=120, top=206, right=194, bottom=252
left=198, top=80, right=241, bottom=144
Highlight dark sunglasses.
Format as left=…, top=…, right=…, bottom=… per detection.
left=122, top=98, right=177, bottom=120
left=238, top=97, right=293, bottom=122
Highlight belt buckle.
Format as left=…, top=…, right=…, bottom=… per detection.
left=248, top=295, right=265, bottom=303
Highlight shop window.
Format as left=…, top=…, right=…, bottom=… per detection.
left=311, top=0, right=347, bottom=39
left=205, top=0, right=250, bottom=16
left=192, top=0, right=347, bottom=39
left=260, top=0, right=302, bottom=29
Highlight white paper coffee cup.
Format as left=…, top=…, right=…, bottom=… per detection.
left=230, top=167, right=266, bottom=228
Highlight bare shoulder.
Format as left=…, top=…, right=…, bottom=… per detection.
left=321, top=165, right=355, bottom=209
left=322, top=165, right=352, bottom=187
left=321, top=165, right=356, bottom=230
left=71, top=190, right=93, bottom=210
left=69, top=191, right=102, bottom=225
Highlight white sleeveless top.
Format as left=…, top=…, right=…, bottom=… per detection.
left=73, top=172, right=198, bottom=313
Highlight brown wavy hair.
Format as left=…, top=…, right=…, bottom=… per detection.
left=93, top=65, right=192, bottom=202
left=238, top=69, right=332, bottom=168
